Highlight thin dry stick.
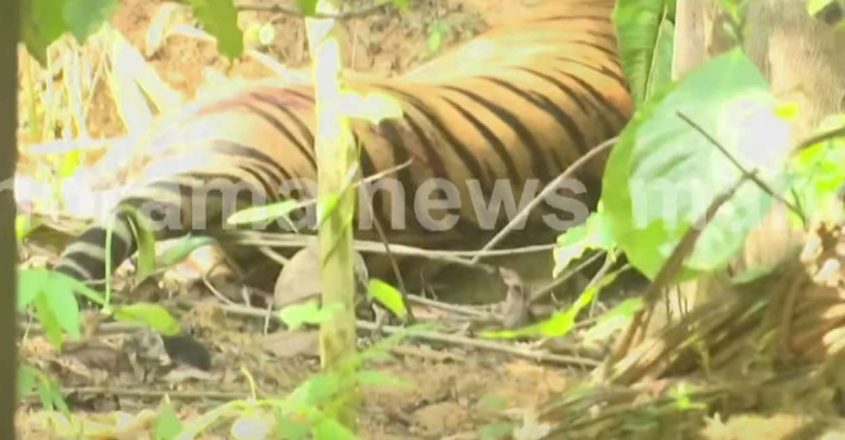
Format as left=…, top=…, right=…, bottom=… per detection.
left=529, top=250, right=606, bottom=304
left=676, top=111, right=805, bottom=224
left=472, top=137, right=617, bottom=265
left=216, top=303, right=601, bottom=367
left=235, top=0, right=390, bottom=19
left=406, top=293, right=492, bottom=319
left=361, top=182, right=414, bottom=321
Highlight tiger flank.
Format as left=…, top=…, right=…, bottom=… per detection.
left=54, top=0, right=632, bottom=299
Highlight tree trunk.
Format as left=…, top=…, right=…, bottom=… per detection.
left=0, top=0, right=19, bottom=435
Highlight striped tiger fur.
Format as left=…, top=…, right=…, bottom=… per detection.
left=54, top=0, right=632, bottom=287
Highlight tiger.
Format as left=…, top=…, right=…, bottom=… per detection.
left=51, top=0, right=632, bottom=293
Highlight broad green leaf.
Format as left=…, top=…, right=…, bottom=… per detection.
left=63, top=0, right=119, bottom=44
left=154, top=399, right=183, bottom=440
left=43, top=276, right=81, bottom=340
left=114, top=302, right=182, bottom=336
left=553, top=208, right=615, bottom=278
left=367, top=279, right=407, bottom=320
left=278, top=301, right=340, bottom=330
left=186, top=0, right=244, bottom=60
left=612, top=0, right=676, bottom=104
left=286, top=372, right=343, bottom=407
left=601, top=49, right=791, bottom=280
left=33, top=293, right=64, bottom=348
left=21, top=0, right=68, bottom=65
left=17, top=268, right=50, bottom=311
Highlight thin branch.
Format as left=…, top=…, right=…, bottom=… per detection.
left=212, top=302, right=602, bottom=367
left=676, top=111, right=806, bottom=224
left=472, top=136, right=617, bottom=265
left=235, top=0, right=391, bottom=20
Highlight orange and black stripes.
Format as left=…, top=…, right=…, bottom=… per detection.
left=54, top=0, right=633, bottom=286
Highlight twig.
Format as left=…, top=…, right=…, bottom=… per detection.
left=214, top=303, right=601, bottom=367
left=360, top=172, right=415, bottom=321
left=529, top=250, right=605, bottom=304
left=234, top=0, right=391, bottom=20
left=54, top=387, right=250, bottom=401
left=796, top=124, right=845, bottom=151
left=472, top=137, right=617, bottom=264
left=406, top=294, right=492, bottom=319
left=357, top=320, right=602, bottom=368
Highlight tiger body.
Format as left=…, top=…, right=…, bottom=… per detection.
left=55, top=0, right=632, bottom=285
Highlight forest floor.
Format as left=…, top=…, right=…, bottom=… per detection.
left=13, top=0, right=834, bottom=439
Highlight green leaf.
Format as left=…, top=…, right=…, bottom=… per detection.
left=427, top=20, right=450, bottom=54
left=21, top=0, right=68, bottom=65
left=553, top=209, right=615, bottom=278
left=278, top=301, right=340, bottom=330
left=114, top=302, right=182, bottom=336
left=227, top=200, right=301, bottom=227
left=186, top=0, right=244, bottom=60
left=612, top=0, right=676, bottom=104
left=157, top=235, right=218, bottom=269
left=19, top=269, right=105, bottom=312
left=17, top=364, right=38, bottom=400
left=481, top=267, right=623, bottom=340
left=390, top=0, right=410, bottom=10
left=295, top=0, right=318, bottom=16
left=367, top=279, right=407, bottom=320
left=311, top=417, right=359, bottom=440
left=63, top=0, right=119, bottom=44
left=808, top=0, right=837, bottom=16
left=788, top=113, right=845, bottom=224
left=154, top=399, right=183, bottom=440
left=33, top=293, right=64, bottom=348
left=274, top=410, right=310, bottom=440
left=601, top=48, right=791, bottom=280
left=36, top=375, right=59, bottom=411
left=16, top=215, right=40, bottom=241
left=43, top=276, right=82, bottom=340
left=17, top=268, right=50, bottom=311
